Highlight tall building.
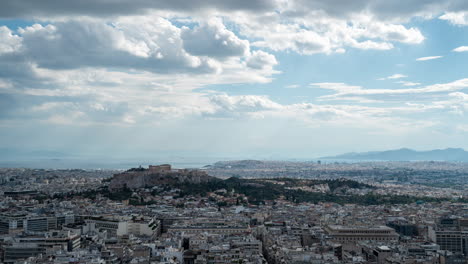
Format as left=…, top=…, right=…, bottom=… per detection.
left=0, top=213, right=27, bottom=234
left=436, top=217, right=468, bottom=255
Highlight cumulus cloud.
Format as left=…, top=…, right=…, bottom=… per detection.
left=440, top=12, right=468, bottom=25
left=1, top=0, right=467, bottom=131
left=0, top=0, right=438, bottom=58
left=14, top=19, right=218, bottom=74
left=362, top=23, right=424, bottom=44
left=208, top=93, right=282, bottom=117
left=0, top=18, right=281, bottom=126
left=4, top=0, right=468, bottom=60
left=228, top=9, right=425, bottom=56
left=246, top=50, right=278, bottom=70
left=4, top=0, right=468, bottom=155
left=182, top=18, right=249, bottom=58
left=0, top=16, right=282, bottom=105
left=241, top=21, right=332, bottom=55
left=416, top=56, right=443, bottom=61
left=0, top=17, right=281, bottom=84
left=0, top=26, right=21, bottom=54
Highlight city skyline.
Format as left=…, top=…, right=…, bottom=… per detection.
left=2, top=1, right=468, bottom=158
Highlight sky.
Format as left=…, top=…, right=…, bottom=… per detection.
left=1, top=0, right=468, bottom=160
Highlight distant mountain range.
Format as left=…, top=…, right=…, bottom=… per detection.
left=321, top=148, right=468, bottom=161
left=2, top=147, right=468, bottom=165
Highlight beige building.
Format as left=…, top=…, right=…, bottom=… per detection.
left=324, top=225, right=399, bottom=243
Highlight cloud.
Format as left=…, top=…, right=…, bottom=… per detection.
left=0, top=0, right=463, bottom=23
left=14, top=19, right=218, bottom=74
left=181, top=18, right=249, bottom=58
left=440, top=12, right=468, bottom=25
left=287, top=0, right=448, bottom=22
left=286, top=84, right=300, bottom=89
left=0, top=18, right=281, bottom=126
left=36, top=101, right=132, bottom=125
left=246, top=50, right=278, bottom=70
left=416, top=55, right=443, bottom=61
left=203, top=93, right=419, bottom=131
left=453, top=46, right=468, bottom=52
left=0, top=0, right=436, bottom=58
left=203, top=93, right=289, bottom=119
left=316, top=78, right=468, bottom=102
left=0, top=26, right=21, bottom=54
left=4, top=0, right=468, bottom=155
left=363, top=23, right=424, bottom=44
left=347, top=40, right=393, bottom=51
left=0, top=16, right=279, bottom=98
left=0, top=2, right=465, bottom=124
left=198, top=93, right=442, bottom=136
left=246, top=22, right=333, bottom=55
left=231, top=11, right=423, bottom=55
left=310, top=82, right=362, bottom=92
left=208, top=94, right=282, bottom=115
left=0, top=0, right=277, bottom=18
left=0, top=59, right=281, bottom=125
left=378, top=74, right=407, bottom=80
left=396, top=81, right=421, bottom=86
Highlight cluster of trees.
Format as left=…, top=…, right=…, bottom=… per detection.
left=49, top=176, right=460, bottom=206
left=174, top=177, right=447, bottom=205
left=281, top=191, right=445, bottom=205
left=270, top=177, right=373, bottom=191
left=52, top=186, right=134, bottom=201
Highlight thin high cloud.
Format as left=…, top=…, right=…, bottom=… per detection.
left=416, top=56, right=443, bottom=61
left=314, top=78, right=468, bottom=101
left=377, top=74, right=407, bottom=80
left=396, top=81, right=421, bottom=87
left=453, top=46, right=468, bottom=52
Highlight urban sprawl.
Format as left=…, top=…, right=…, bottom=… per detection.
left=1, top=160, right=468, bottom=264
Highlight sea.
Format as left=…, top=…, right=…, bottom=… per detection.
left=0, top=157, right=221, bottom=170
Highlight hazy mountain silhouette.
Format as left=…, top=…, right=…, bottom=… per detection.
left=321, top=148, right=468, bottom=161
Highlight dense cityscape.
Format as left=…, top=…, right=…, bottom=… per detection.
left=0, top=162, right=467, bottom=263
left=3, top=0, right=468, bottom=263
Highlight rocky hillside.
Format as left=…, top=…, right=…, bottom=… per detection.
left=109, top=165, right=218, bottom=190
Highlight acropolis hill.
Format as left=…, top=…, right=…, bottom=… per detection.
left=108, top=164, right=216, bottom=191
